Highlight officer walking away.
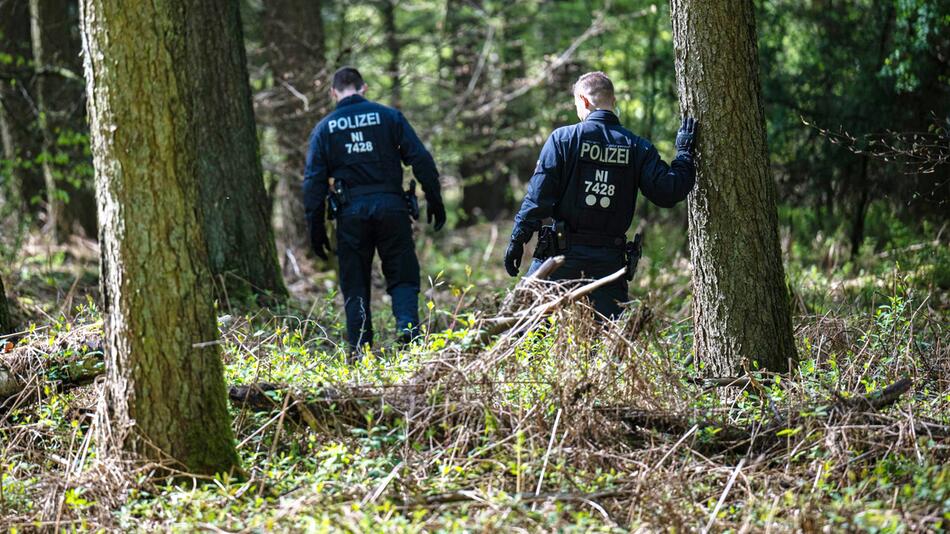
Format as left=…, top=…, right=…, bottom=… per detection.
left=504, top=71, right=697, bottom=318
left=304, top=67, right=446, bottom=351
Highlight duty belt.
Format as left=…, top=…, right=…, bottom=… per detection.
left=567, top=232, right=626, bottom=249
left=348, top=184, right=403, bottom=197
left=534, top=222, right=626, bottom=259
left=328, top=183, right=403, bottom=219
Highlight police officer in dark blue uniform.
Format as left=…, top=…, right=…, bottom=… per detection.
left=505, top=72, right=697, bottom=318
left=304, top=67, right=445, bottom=351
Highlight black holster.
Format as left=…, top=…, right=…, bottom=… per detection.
left=327, top=182, right=350, bottom=221
left=404, top=179, right=420, bottom=220
left=625, top=233, right=643, bottom=281
left=533, top=221, right=569, bottom=259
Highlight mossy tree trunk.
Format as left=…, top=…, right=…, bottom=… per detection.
left=670, top=0, right=797, bottom=375
left=190, top=0, right=286, bottom=298
left=80, top=0, right=240, bottom=475
left=261, top=0, right=327, bottom=254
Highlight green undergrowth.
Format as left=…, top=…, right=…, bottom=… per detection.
left=1, top=217, right=948, bottom=532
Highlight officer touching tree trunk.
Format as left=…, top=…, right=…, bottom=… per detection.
left=304, top=67, right=445, bottom=353
left=505, top=72, right=697, bottom=318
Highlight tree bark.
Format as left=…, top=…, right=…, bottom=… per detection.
left=80, top=0, right=240, bottom=475
left=670, top=0, right=796, bottom=375
left=29, top=0, right=97, bottom=240
left=189, top=0, right=286, bottom=297
left=261, top=0, right=328, bottom=253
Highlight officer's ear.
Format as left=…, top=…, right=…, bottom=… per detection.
left=579, top=93, right=593, bottom=110
left=358, top=83, right=368, bottom=95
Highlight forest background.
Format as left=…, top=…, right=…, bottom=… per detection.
left=2, top=0, right=947, bottom=256
left=0, top=0, right=948, bottom=531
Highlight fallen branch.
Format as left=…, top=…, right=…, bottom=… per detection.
left=525, top=255, right=566, bottom=282
left=479, top=266, right=628, bottom=341
left=396, top=488, right=625, bottom=510
left=0, top=339, right=104, bottom=409
left=603, top=377, right=930, bottom=454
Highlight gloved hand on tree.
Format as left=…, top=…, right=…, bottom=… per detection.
left=675, top=116, right=698, bottom=157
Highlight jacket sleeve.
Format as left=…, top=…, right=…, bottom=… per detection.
left=512, top=133, right=562, bottom=243
left=395, top=111, right=442, bottom=204
left=302, top=124, right=329, bottom=227
left=637, top=141, right=695, bottom=208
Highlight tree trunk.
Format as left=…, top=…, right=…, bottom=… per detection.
left=849, top=157, right=871, bottom=260
left=446, top=0, right=506, bottom=223
left=0, top=276, right=11, bottom=335
left=29, top=0, right=97, bottom=241
left=261, top=0, right=328, bottom=254
left=670, top=0, right=796, bottom=375
left=381, top=0, right=401, bottom=107
left=0, top=0, right=45, bottom=221
left=80, top=0, right=240, bottom=475
left=187, top=0, right=286, bottom=297
left=0, top=98, right=24, bottom=237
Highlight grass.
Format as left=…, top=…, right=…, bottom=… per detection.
left=0, top=211, right=948, bottom=532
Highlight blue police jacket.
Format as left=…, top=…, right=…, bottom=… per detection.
left=303, top=95, right=441, bottom=225
left=512, top=110, right=695, bottom=242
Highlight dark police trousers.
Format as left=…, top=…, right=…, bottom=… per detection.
left=336, top=192, right=420, bottom=348
left=526, top=244, right=627, bottom=318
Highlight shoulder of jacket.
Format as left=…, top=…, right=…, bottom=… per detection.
left=549, top=123, right=582, bottom=143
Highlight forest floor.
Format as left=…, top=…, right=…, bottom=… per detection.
left=1, top=214, right=948, bottom=532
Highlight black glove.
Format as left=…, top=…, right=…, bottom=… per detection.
left=427, top=200, right=446, bottom=231
left=675, top=116, right=698, bottom=156
left=504, top=239, right=524, bottom=277
left=309, top=219, right=331, bottom=261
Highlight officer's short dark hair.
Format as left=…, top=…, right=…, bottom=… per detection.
left=573, top=71, right=615, bottom=106
left=332, top=67, right=365, bottom=91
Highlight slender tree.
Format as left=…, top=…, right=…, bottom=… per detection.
left=380, top=0, right=401, bottom=106
left=446, top=0, right=506, bottom=223
left=0, top=0, right=44, bottom=220
left=80, top=0, right=240, bottom=475
left=670, top=0, right=797, bottom=375
left=29, top=0, right=97, bottom=240
left=190, top=0, right=286, bottom=297
left=261, top=0, right=328, bottom=253
left=0, top=276, right=11, bottom=335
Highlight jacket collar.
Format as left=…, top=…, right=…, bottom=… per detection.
left=337, top=94, right=367, bottom=108
left=585, top=109, right=620, bottom=124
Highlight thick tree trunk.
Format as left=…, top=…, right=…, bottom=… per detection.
left=29, top=0, right=97, bottom=240
left=261, top=0, right=328, bottom=254
left=0, top=0, right=45, bottom=220
left=189, top=0, right=286, bottom=297
left=80, top=0, right=240, bottom=475
left=670, top=0, right=796, bottom=375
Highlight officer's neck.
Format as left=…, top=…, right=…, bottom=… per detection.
left=334, top=91, right=366, bottom=104
left=584, top=108, right=615, bottom=120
